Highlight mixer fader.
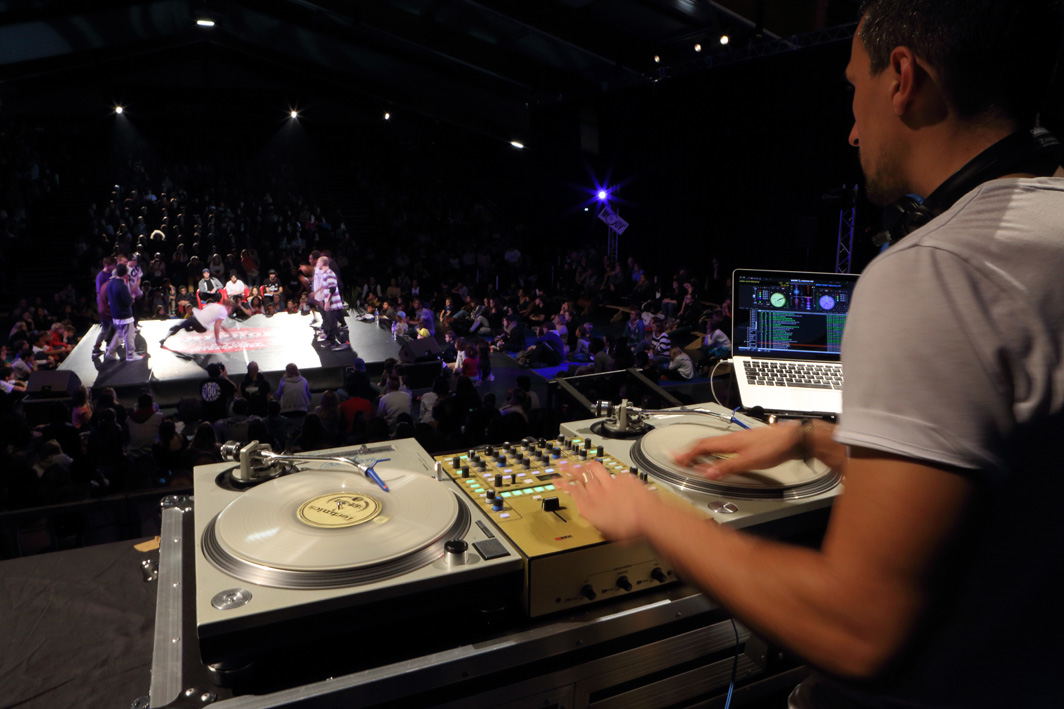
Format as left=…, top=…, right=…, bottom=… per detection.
left=436, top=435, right=701, bottom=616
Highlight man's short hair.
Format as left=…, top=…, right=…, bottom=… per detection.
left=858, top=0, right=1064, bottom=124
left=114, top=263, right=129, bottom=277
left=207, top=363, right=222, bottom=378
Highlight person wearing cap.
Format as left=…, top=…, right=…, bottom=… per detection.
left=393, top=311, right=409, bottom=339
left=197, top=268, right=224, bottom=304
left=262, top=269, right=284, bottom=309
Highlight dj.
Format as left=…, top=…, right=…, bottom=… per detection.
left=570, top=2, right=1064, bottom=707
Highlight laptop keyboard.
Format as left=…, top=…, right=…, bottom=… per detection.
left=745, top=361, right=843, bottom=390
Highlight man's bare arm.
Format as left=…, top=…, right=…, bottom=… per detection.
left=569, top=448, right=974, bottom=678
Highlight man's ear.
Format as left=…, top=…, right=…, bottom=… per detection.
left=890, top=46, right=921, bottom=116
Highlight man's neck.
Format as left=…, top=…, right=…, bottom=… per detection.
left=908, top=120, right=1020, bottom=198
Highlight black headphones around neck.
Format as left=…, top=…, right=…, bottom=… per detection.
left=871, top=127, right=1063, bottom=247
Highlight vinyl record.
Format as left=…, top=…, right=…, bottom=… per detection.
left=631, top=421, right=840, bottom=500
left=203, top=470, right=469, bottom=588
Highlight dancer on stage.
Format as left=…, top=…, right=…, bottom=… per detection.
left=159, top=297, right=235, bottom=349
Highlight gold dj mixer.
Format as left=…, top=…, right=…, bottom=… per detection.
left=435, top=435, right=707, bottom=616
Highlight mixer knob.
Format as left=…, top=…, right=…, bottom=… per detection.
left=541, top=497, right=560, bottom=512
left=485, top=490, right=496, bottom=500
left=580, top=585, right=597, bottom=601
left=494, top=474, right=503, bottom=487
left=452, top=456, right=460, bottom=468
left=578, top=449, right=588, bottom=459
left=552, top=447, right=561, bottom=458
left=468, top=449, right=477, bottom=459
left=630, top=466, right=638, bottom=475
left=596, top=446, right=604, bottom=458
left=492, top=497, right=504, bottom=512
left=617, top=576, right=633, bottom=592
left=538, top=438, right=547, bottom=446
left=461, top=465, right=470, bottom=478
left=497, top=455, right=507, bottom=466
left=584, top=438, right=592, bottom=449
left=651, top=568, right=667, bottom=584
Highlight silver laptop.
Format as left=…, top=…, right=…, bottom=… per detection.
left=731, top=269, right=859, bottom=415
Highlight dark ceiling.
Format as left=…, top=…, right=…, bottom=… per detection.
left=0, top=0, right=861, bottom=142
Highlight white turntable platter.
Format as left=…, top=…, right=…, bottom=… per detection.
left=631, top=421, right=839, bottom=499
left=202, top=470, right=469, bottom=588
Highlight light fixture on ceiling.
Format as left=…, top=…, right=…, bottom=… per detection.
left=196, top=18, right=215, bottom=27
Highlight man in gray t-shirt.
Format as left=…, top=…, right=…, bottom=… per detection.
left=567, top=3, right=1064, bottom=707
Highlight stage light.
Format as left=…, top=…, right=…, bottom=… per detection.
left=384, top=112, right=391, bottom=120
left=510, top=141, right=525, bottom=149
left=720, top=35, right=730, bottom=45
left=290, top=110, right=298, bottom=119
left=115, top=106, right=124, bottom=115
left=694, top=43, right=702, bottom=52
left=653, top=55, right=660, bottom=63
left=196, top=18, right=215, bottom=27
left=597, top=190, right=608, bottom=201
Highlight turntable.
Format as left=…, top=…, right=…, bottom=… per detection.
left=192, top=440, right=523, bottom=666
left=562, top=402, right=842, bottom=530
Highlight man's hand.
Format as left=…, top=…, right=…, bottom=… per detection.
left=567, top=461, right=660, bottom=540
left=672, top=422, right=803, bottom=479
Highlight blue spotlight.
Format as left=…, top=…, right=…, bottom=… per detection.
left=597, top=190, right=608, bottom=201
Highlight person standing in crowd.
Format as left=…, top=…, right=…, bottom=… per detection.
left=104, top=263, right=143, bottom=362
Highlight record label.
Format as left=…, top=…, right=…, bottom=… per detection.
left=297, top=492, right=383, bottom=528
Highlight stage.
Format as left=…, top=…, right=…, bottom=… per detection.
left=58, top=311, right=403, bottom=406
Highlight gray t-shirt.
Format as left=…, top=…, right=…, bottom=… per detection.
left=827, top=177, right=1064, bottom=707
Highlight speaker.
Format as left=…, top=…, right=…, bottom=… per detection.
left=26, top=370, right=82, bottom=398
left=399, top=338, right=442, bottom=363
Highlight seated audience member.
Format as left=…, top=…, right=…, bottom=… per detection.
left=214, top=397, right=256, bottom=444
left=663, top=345, right=695, bottom=380
left=623, top=307, right=646, bottom=343
left=264, top=401, right=292, bottom=450
left=634, top=349, right=661, bottom=382
left=589, top=337, right=613, bottom=373
left=515, top=375, right=540, bottom=410
left=647, top=317, right=671, bottom=366
left=189, top=422, right=222, bottom=464
left=459, top=344, right=479, bottom=380
left=197, top=268, right=224, bottom=303
left=200, top=363, right=237, bottom=423
left=499, top=388, right=529, bottom=421
left=493, top=313, right=528, bottom=352
left=477, top=341, right=494, bottom=383
left=277, top=363, right=311, bottom=417
left=419, top=376, right=449, bottom=426
left=240, top=361, right=271, bottom=417
left=127, top=393, right=165, bottom=452
left=262, top=269, right=285, bottom=309
left=314, top=390, right=344, bottom=444
left=376, top=376, right=412, bottom=434
left=71, top=386, right=93, bottom=429
left=0, top=366, right=26, bottom=395
left=516, top=324, right=565, bottom=368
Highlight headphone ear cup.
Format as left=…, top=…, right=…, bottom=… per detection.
left=872, top=195, right=927, bottom=247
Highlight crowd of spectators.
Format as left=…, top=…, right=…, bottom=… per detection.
left=1, top=123, right=733, bottom=520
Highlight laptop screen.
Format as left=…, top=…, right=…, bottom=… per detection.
left=732, top=269, right=859, bottom=361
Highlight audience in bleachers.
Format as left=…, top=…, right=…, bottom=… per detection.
left=0, top=115, right=733, bottom=524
